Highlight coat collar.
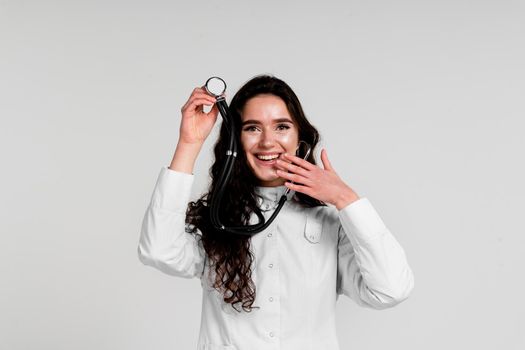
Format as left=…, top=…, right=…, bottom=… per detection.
left=254, top=185, right=288, bottom=211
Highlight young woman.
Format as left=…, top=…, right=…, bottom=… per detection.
left=138, top=75, right=414, bottom=350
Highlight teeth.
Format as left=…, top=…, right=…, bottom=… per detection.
left=257, top=154, right=279, bottom=160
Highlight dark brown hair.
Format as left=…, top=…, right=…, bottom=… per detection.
left=185, top=75, right=325, bottom=312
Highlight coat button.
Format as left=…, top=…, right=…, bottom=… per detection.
left=269, top=332, right=274, bottom=337
left=268, top=263, right=273, bottom=268
left=269, top=297, right=274, bottom=302
left=267, top=233, right=272, bottom=237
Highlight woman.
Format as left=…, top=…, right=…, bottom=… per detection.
left=138, top=75, right=414, bottom=350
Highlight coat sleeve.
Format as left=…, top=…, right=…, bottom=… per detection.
left=137, top=166, right=206, bottom=279
left=336, top=197, right=414, bottom=309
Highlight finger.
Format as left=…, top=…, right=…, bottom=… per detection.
left=276, top=169, right=312, bottom=185
left=189, top=93, right=216, bottom=108
left=275, top=159, right=310, bottom=177
left=185, top=98, right=212, bottom=113
left=206, top=103, right=219, bottom=119
left=184, top=98, right=215, bottom=114
left=282, top=153, right=316, bottom=171
left=195, top=86, right=207, bottom=94
left=284, top=181, right=313, bottom=197
left=182, top=89, right=215, bottom=111
left=321, top=149, right=334, bottom=171
left=193, top=90, right=216, bottom=100
left=188, top=87, right=208, bottom=102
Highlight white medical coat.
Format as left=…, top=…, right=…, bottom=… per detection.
left=138, top=166, right=414, bottom=350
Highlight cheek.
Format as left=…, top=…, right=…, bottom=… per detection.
left=276, top=133, right=298, bottom=149
left=240, top=134, right=257, bottom=153
left=241, top=137, right=254, bottom=154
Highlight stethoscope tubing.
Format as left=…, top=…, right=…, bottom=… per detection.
left=205, top=77, right=302, bottom=237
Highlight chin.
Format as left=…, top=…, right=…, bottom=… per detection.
left=251, top=170, right=281, bottom=187
left=258, top=175, right=285, bottom=187
left=247, top=158, right=285, bottom=186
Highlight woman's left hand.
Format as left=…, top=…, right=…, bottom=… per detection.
left=275, top=148, right=360, bottom=210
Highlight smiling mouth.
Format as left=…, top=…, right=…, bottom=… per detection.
left=256, top=153, right=280, bottom=161
left=253, top=154, right=281, bottom=167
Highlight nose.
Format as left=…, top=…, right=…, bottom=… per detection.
left=259, top=130, right=276, bottom=148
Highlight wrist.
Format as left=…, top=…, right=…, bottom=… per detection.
left=334, top=188, right=360, bottom=210
left=176, top=141, right=203, bottom=153
left=169, top=141, right=203, bottom=174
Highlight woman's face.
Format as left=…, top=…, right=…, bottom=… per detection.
left=240, top=94, right=299, bottom=187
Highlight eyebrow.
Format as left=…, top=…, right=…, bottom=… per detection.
left=242, top=118, right=294, bottom=126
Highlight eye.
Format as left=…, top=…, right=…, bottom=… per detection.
left=243, top=125, right=258, bottom=132
left=276, top=124, right=291, bottom=131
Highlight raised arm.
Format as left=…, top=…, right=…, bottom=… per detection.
left=138, top=86, right=220, bottom=278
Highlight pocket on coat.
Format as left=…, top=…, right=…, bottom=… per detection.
left=304, top=212, right=323, bottom=243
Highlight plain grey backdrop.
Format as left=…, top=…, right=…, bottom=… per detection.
left=1, top=0, right=524, bottom=349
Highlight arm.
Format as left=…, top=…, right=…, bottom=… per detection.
left=138, top=86, right=218, bottom=278
left=137, top=166, right=205, bottom=279
left=168, top=141, right=203, bottom=174
left=336, top=198, right=414, bottom=309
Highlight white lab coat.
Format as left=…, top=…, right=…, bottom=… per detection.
left=138, top=166, right=414, bottom=350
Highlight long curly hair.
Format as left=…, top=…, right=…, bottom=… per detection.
left=185, top=75, right=325, bottom=313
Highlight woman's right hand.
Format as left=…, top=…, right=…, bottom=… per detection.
left=178, top=86, right=221, bottom=145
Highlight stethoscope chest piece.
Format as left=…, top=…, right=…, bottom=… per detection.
left=205, top=77, right=227, bottom=97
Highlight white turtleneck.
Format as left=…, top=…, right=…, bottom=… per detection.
left=138, top=166, right=414, bottom=350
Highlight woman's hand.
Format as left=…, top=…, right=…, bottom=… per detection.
left=275, top=149, right=360, bottom=210
left=179, top=86, right=221, bottom=145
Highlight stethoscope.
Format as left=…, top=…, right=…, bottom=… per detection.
left=204, top=76, right=312, bottom=236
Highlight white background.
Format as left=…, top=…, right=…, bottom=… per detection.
left=1, top=0, right=524, bottom=349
